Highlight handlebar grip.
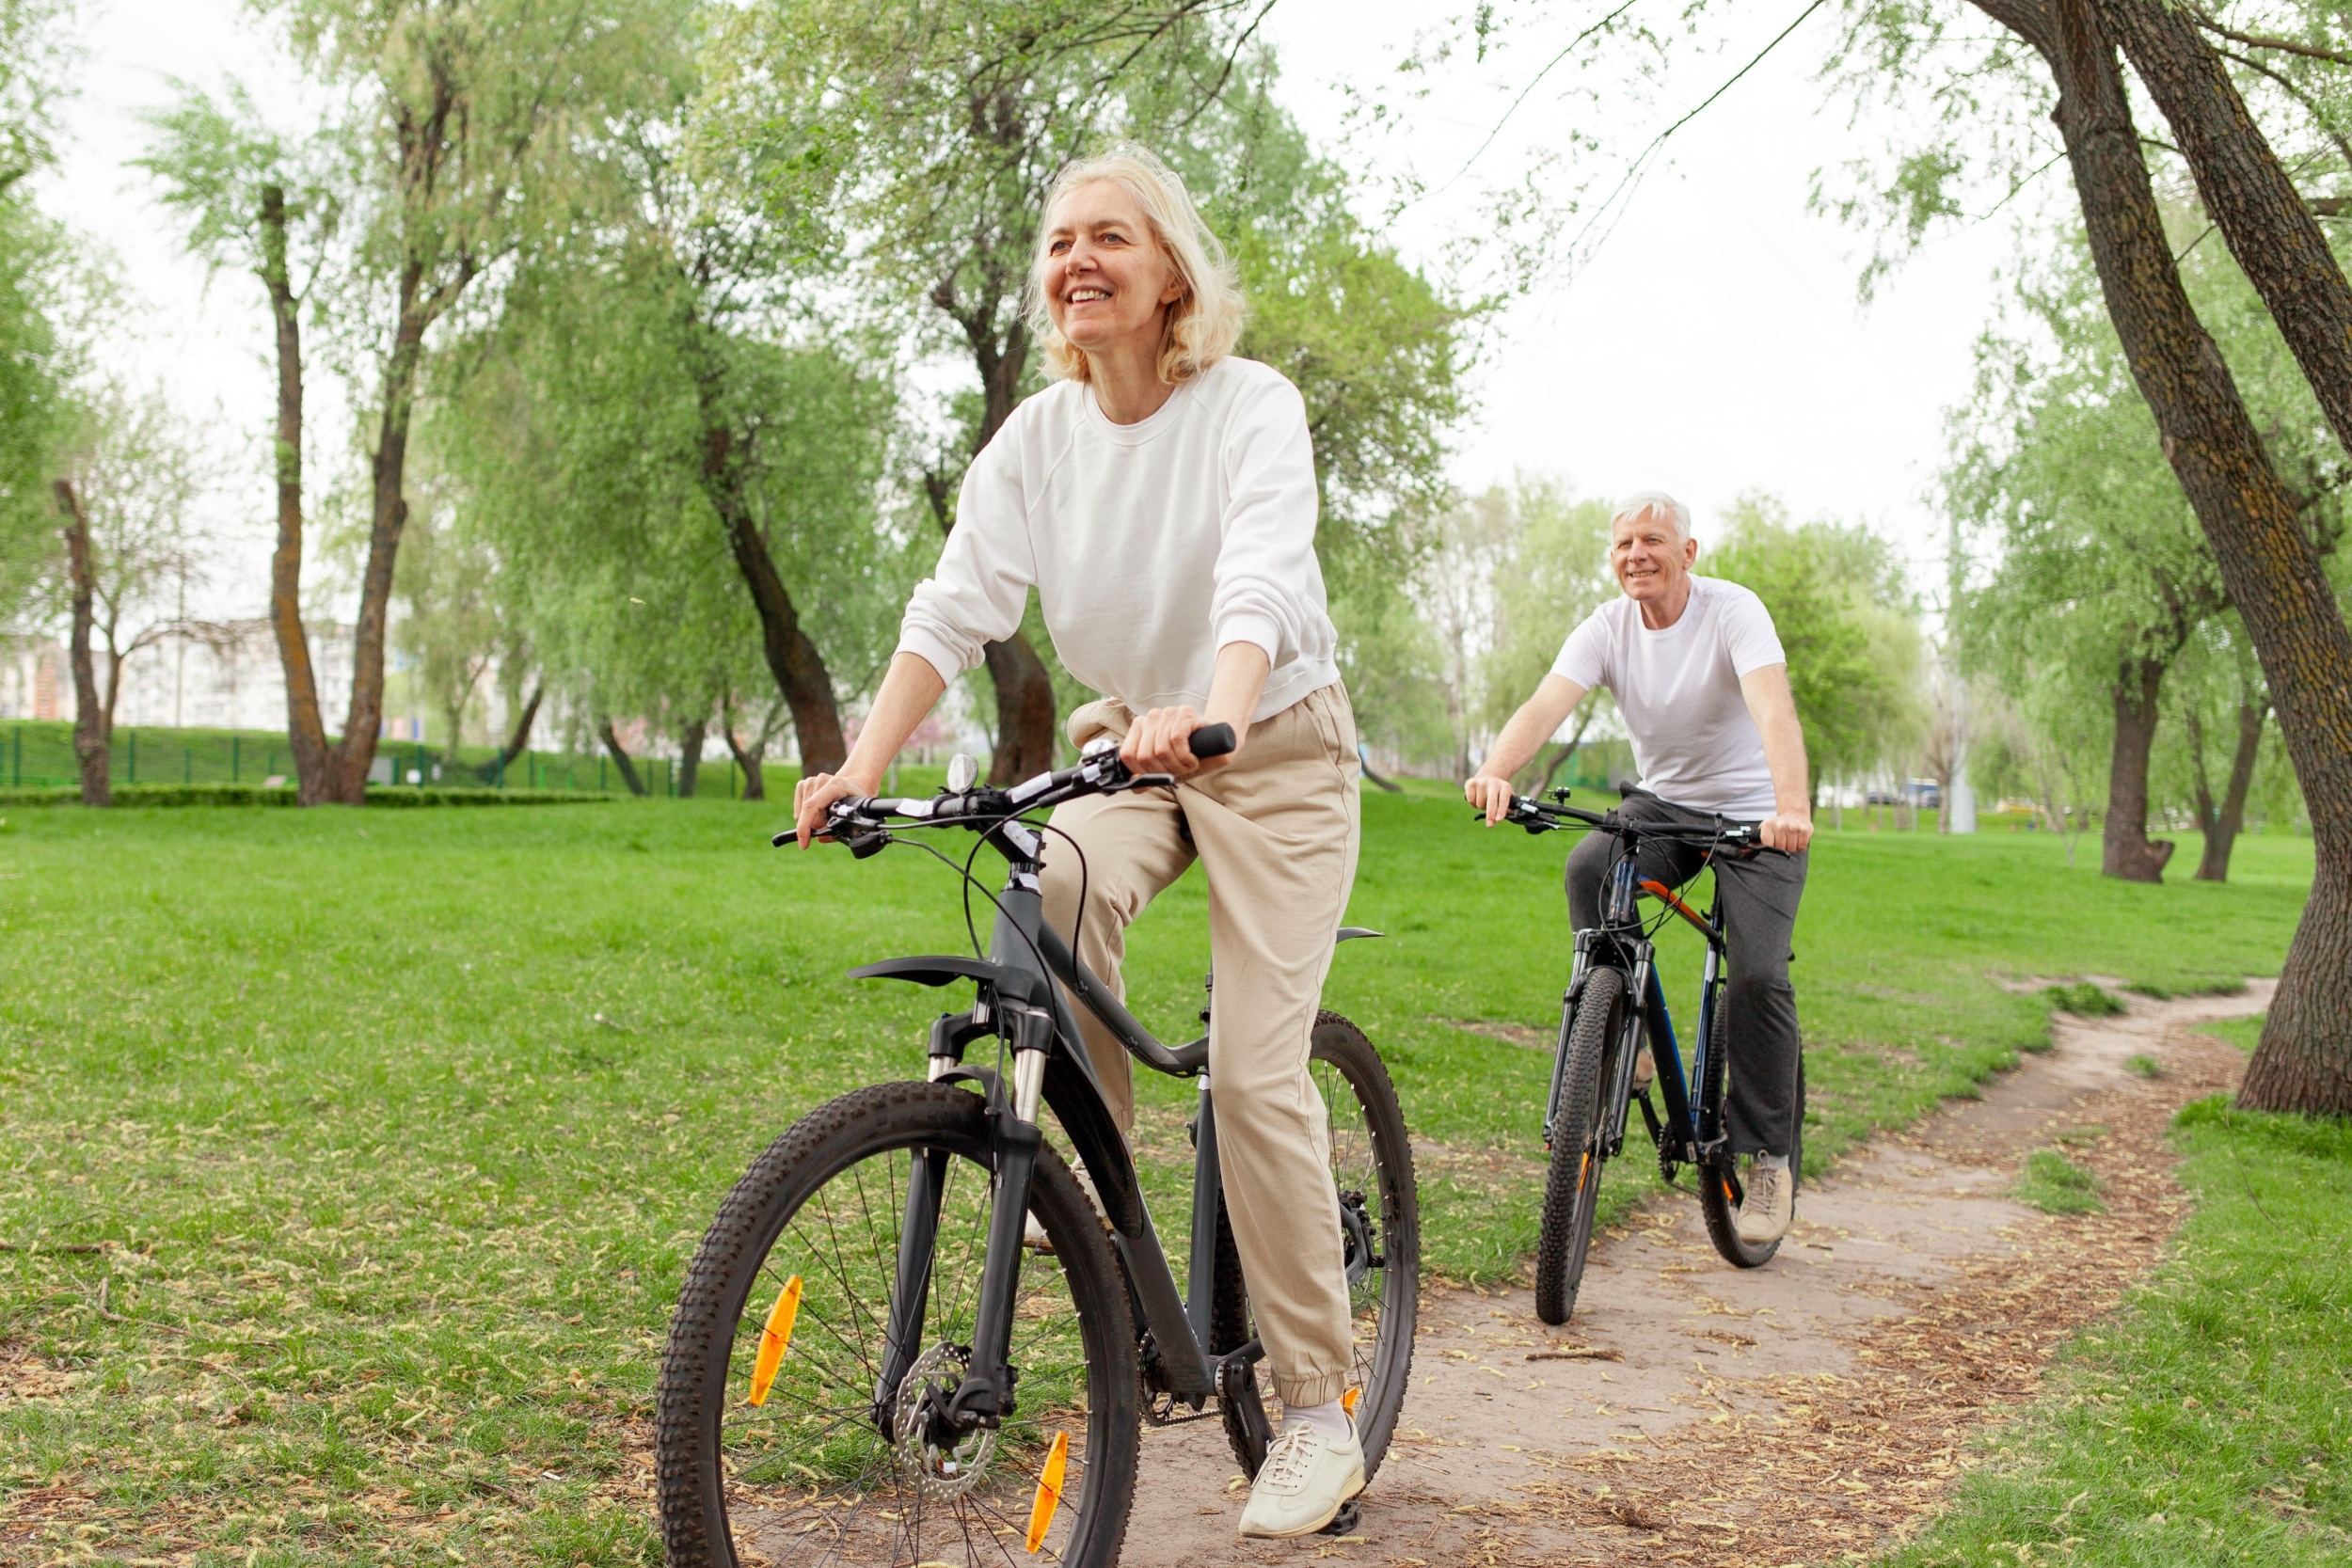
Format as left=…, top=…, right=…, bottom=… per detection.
left=1188, top=722, right=1236, bottom=759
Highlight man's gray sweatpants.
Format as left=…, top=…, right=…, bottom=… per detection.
left=1564, top=791, right=1807, bottom=1158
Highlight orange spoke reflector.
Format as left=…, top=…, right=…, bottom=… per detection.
left=1024, top=1429, right=1071, bottom=1552
left=1580, top=1152, right=1593, bottom=1190
left=745, top=1275, right=803, bottom=1406
left=1341, top=1386, right=1360, bottom=1416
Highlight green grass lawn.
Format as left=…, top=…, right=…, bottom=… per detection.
left=0, top=792, right=2314, bottom=1564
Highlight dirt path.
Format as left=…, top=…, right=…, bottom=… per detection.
left=1119, top=981, right=2271, bottom=1567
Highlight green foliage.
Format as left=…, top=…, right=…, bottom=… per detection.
left=1706, top=494, right=1924, bottom=790
left=0, top=194, right=66, bottom=621
left=2015, top=1146, right=2105, bottom=1214
left=2042, top=981, right=2124, bottom=1017
left=1886, top=1097, right=2352, bottom=1567
left=0, top=784, right=603, bottom=808
left=1479, top=478, right=1616, bottom=735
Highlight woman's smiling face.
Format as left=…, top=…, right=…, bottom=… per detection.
left=1041, top=179, right=1186, bottom=360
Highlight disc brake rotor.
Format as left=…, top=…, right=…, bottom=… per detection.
left=890, top=1343, right=998, bottom=1500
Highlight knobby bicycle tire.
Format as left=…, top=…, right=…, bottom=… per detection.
left=1219, top=1012, right=1420, bottom=1481
left=1535, top=966, right=1624, bottom=1325
left=1696, top=1003, right=1807, bottom=1270
left=657, top=1080, right=1140, bottom=1568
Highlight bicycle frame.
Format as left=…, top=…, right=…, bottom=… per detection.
left=852, top=809, right=1350, bottom=1450
left=1544, top=840, right=1735, bottom=1178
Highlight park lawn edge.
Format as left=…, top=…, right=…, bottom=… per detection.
left=1875, top=1096, right=2352, bottom=1566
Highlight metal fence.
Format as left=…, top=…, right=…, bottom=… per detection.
left=4, top=722, right=763, bottom=799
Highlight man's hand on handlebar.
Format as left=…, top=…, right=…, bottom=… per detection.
left=1464, top=774, right=1516, bottom=826
left=1120, top=705, right=1239, bottom=782
left=792, top=768, right=879, bottom=850
left=1758, top=808, right=1813, bottom=854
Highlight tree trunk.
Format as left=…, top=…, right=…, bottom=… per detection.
left=329, top=282, right=434, bottom=804
left=723, top=721, right=766, bottom=801
left=2088, top=0, right=2352, bottom=1113
left=2100, top=0, right=2352, bottom=456
left=1973, top=0, right=2352, bottom=1109
left=2104, top=655, right=2175, bottom=880
left=980, top=633, right=1058, bottom=784
left=598, top=721, right=646, bottom=797
left=920, top=467, right=1058, bottom=784
left=258, top=184, right=334, bottom=806
left=693, top=398, right=848, bottom=775
left=2196, top=690, right=2265, bottom=882
left=54, top=481, right=109, bottom=807
left=478, top=682, right=542, bottom=783
left=677, top=717, right=706, bottom=800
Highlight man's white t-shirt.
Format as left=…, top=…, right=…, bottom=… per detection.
left=1549, top=576, right=1788, bottom=818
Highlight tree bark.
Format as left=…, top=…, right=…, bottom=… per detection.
left=257, top=184, right=334, bottom=806
left=478, top=681, right=542, bottom=783
left=2104, top=655, right=2176, bottom=880
left=598, top=721, right=646, bottom=797
left=2196, top=689, right=2265, bottom=881
left=54, top=481, right=109, bottom=807
left=698, top=418, right=848, bottom=776
left=1972, top=0, right=2352, bottom=1111
left=2099, top=0, right=2352, bottom=456
left=676, top=716, right=706, bottom=799
left=980, top=633, right=1058, bottom=784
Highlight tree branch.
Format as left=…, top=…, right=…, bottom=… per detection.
left=2192, top=10, right=2352, bottom=67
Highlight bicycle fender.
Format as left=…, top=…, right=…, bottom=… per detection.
left=1041, top=1051, right=1144, bottom=1238
left=847, top=956, right=1045, bottom=1009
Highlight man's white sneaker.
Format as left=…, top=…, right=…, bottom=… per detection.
left=1733, top=1160, right=1793, bottom=1245
left=1630, top=1041, right=1656, bottom=1093
left=1237, top=1418, right=1365, bottom=1539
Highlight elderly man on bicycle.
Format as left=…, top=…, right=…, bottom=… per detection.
left=1466, top=492, right=1813, bottom=1244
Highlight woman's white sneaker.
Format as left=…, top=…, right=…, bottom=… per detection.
left=1237, top=1418, right=1365, bottom=1538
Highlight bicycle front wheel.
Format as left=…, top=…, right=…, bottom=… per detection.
left=1219, top=1012, right=1421, bottom=1481
left=658, top=1081, right=1139, bottom=1568
left=1535, top=966, right=1623, bottom=1325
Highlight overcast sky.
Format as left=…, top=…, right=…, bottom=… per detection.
left=49, top=0, right=2038, bottom=621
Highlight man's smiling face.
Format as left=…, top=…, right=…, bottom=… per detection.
left=1608, top=504, right=1698, bottom=606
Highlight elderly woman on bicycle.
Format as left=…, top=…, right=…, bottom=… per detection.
left=792, top=146, right=1367, bottom=1539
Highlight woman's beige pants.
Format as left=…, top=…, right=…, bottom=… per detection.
left=1039, top=683, right=1361, bottom=1409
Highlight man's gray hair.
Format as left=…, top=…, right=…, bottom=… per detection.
left=1611, top=490, right=1692, bottom=541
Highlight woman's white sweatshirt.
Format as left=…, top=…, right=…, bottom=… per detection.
left=897, top=356, right=1341, bottom=723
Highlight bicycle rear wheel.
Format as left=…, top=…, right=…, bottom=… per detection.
left=1535, top=966, right=1624, bottom=1325
left=658, top=1081, right=1139, bottom=1568
left=1220, top=1012, right=1420, bottom=1481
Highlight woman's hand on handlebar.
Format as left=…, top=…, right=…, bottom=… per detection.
left=792, top=768, right=879, bottom=850
left=1120, top=705, right=1236, bottom=781
left=1464, top=774, right=1516, bottom=826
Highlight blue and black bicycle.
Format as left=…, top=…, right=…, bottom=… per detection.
left=1488, top=791, right=1804, bottom=1324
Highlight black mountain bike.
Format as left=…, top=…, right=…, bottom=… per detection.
left=1488, top=791, right=1803, bottom=1325
left=658, top=728, right=1420, bottom=1568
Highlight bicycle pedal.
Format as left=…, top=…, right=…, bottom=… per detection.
left=1318, top=1497, right=1362, bottom=1536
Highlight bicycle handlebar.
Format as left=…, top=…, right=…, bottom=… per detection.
left=784, top=723, right=1236, bottom=854
left=1490, top=792, right=1765, bottom=852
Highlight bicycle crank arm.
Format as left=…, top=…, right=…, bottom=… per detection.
left=1216, top=1338, right=1275, bottom=1473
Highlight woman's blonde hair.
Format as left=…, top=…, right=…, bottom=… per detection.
left=1026, top=145, right=1247, bottom=387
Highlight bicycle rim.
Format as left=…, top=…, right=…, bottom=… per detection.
left=658, top=1082, right=1137, bottom=1568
